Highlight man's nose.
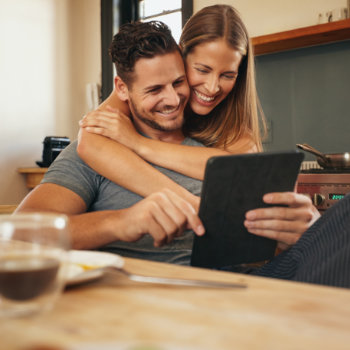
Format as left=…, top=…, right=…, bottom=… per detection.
left=163, top=86, right=180, bottom=106
left=204, top=75, right=220, bottom=95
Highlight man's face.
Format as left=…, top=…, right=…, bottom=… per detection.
left=126, top=51, right=189, bottom=138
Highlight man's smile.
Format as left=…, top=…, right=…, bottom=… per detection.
left=157, top=105, right=179, bottom=116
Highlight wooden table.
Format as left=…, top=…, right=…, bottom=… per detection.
left=18, top=167, right=48, bottom=189
left=1, top=257, right=350, bottom=350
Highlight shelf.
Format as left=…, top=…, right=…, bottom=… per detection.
left=0, top=205, right=17, bottom=214
left=18, top=167, right=48, bottom=189
left=252, top=18, right=350, bottom=55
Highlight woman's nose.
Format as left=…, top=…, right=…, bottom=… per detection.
left=204, top=75, right=220, bottom=95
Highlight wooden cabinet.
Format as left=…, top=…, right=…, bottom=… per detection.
left=252, top=19, right=350, bottom=55
left=18, top=167, right=48, bottom=189
left=0, top=205, right=17, bottom=214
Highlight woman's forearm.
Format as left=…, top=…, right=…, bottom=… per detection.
left=79, top=102, right=257, bottom=180
left=77, top=130, right=200, bottom=210
left=133, top=136, right=257, bottom=180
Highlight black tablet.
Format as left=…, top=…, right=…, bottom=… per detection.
left=191, top=151, right=304, bottom=269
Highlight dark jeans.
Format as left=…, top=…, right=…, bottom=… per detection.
left=253, top=193, right=350, bottom=288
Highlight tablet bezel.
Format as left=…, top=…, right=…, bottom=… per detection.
left=191, top=151, right=304, bottom=269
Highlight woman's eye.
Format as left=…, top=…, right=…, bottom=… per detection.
left=222, top=74, right=237, bottom=80
left=195, top=67, right=208, bottom=73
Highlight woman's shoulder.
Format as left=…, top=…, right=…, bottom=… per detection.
left=224, top=134, right=259, bottom=154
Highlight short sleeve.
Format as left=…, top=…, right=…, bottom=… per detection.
left=41, top=140, right=101, bottom=207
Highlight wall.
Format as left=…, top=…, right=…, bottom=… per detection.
left=194, top=0, right=348, bottom=36
left=0, top=0, right=56, bottom=204
left=67, top=0, right=101, bottom=138
left=256, top=40, right=350, bottom=155
left=0, top=0, right=100, bottom=204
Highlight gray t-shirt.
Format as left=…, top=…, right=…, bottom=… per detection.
left=42, top=139, right=203, bottom=265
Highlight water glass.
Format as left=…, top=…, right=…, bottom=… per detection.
left=0, top=213, right=70, bottom=318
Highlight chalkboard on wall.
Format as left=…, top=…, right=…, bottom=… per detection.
left=256, top=40, right=350, bottom=158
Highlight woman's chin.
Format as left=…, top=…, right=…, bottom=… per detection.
left=189, top=101, right=216, bottom=116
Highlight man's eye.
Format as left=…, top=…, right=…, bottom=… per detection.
left=148, top=87, right=160, bottom=94
left=173, top=79, right=184, bottom=86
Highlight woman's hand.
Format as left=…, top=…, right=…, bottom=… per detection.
left=244, top=192, right=320, bottom=251
left=79, top=106, right=140, bottom=151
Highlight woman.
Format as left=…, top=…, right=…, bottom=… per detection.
left=77, top=5, right=265, bottom=209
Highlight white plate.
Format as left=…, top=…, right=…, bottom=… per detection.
left=65, top=250, right=124, bottom=286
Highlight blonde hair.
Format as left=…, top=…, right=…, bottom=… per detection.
left=180, top=5, right=265, bottom=150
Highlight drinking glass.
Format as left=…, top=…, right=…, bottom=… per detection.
left=0, top=213, right=70, bottom=318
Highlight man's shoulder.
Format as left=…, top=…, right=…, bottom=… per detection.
left=58, top=139, right=79, bottom=158
left=41, top=139, right=104, bottom=207
left=54, top=140, right=94, bottom=169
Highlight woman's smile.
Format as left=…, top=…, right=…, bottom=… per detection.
left=193, top=89, right=216, bottom=104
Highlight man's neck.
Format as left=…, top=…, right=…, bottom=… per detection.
left=135, top=123, right=185, bottom=144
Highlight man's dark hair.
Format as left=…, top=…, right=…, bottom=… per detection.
left=109, top=21, right=180, bottom=86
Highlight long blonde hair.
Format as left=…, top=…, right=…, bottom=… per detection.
left=180, top=5, right=265, bottom=150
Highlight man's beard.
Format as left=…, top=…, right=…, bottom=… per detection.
left=129, top=98, right=184, bottom=132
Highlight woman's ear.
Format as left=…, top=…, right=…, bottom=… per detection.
left=114, top=76, right=129, bottom=101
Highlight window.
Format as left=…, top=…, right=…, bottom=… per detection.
left=139, top=0, right=182, bottom=42
left=100, top=0, right=193, bottom=101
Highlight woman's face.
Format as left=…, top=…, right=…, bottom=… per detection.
left=185, top=39, right=242, bottom=115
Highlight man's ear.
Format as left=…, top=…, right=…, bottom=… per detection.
left=114, top=76, right=129, bottom=102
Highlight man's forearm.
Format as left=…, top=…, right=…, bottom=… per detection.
left=15, top=184, right=127, bottom=250
left=16, top=207, right=125, bottom=250
left=66, top=210, right=126, bottom=249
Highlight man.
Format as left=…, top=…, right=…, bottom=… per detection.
left=17, top=21, right=208, bottom=264
left=17, top=21, right=318, bottom=266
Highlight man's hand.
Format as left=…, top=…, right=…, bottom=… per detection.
left=119, top=189, right=205, bottom=247
left=244, top=192, right=320, bottom=251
